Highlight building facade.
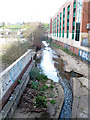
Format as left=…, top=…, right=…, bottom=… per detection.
left=50, top=0, right=90, bottom=61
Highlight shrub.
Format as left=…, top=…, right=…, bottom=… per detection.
left=2, top=41, right=30, bottom=64
left=33, top=24, right=45, bottom=51
left=41, top=73, right=48, bottom=79
left=29, top=68, right=40, bottom=80
left=29, top=67, right=48, bottom=81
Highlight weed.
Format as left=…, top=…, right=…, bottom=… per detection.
left=40, top=85, right=48, bottom=91
left=17, top=79, right=21, bottom=84
left=50, top=85, right=54, bottom=88
left=78, top=96, right=81, bottom=99
left=50, top=99, right=56, bottom=104
left=51, top=80, right=53, bottom=83
left=80, top=108, right=84, bottom=111
left=49, top=42, right=79, bottom=58
left=39, top=91, right=45, bottom=95
left=29, top=67, right=48, bottom=82
left=57, top=106, right=59, bottom=109
left=31, top=81, right=39, bottom=90
left=80, top=82, right=86, bottom=87
left=41, top=73, right=48, bottom=79
left=50, top=94, right=54, bottom=98
left=34, top=95, right=47, bottom=108
left=29, top=68, right=40, bottom=80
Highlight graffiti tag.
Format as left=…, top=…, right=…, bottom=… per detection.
left=79, top=50, right=90, bottom=62
left=10, top=60, right=23, bottom=82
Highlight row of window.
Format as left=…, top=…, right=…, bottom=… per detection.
left=52, top=0, right=77, bottom=40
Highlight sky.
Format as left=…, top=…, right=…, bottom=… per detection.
left=0, top=0, right=67, bottom=24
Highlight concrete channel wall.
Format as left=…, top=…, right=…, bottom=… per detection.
left=0, top=60, right=35, bottom=119
left=0, top=49, right=36, bottom=110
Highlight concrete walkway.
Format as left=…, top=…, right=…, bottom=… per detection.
left=54, top=48, right=89, bottom=118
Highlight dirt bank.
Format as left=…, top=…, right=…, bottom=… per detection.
left=13, top=78, right=64, bottom=119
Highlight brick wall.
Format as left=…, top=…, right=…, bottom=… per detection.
left=81, top=1, right=89, bottom=33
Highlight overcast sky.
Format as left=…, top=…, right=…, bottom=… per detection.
left=0, top=0, right=67, bottom=24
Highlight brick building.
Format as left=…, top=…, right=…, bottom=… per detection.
left=49, top=0, right=90, bottom=61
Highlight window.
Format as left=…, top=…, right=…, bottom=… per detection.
left=75, top=0, right=83, bottom=41
left=62, top=8, right=65, bottom=38
left=72, top=1, right=76, bottom=39
left=67, top=5, right=70, bottom=38
left=75, top=23, right=80, bottom=41
left=59, top=13, right=62, bottom=37
left=57, top=15, right=59, bottom=37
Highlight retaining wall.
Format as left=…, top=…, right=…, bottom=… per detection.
left=52, top=40, right=90, bottom=62
left=0, top=60, right=35, bottom=119
left=0, top=49, right=36, bottom=110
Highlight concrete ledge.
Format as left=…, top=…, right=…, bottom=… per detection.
left=0, top=49, right=36, bottom=110
left=0, top=60, right=35, bottom=119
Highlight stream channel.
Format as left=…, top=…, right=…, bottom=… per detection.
left=37, top=41, right=74, bottom=119
left=37, top=41, right=83, bottom=119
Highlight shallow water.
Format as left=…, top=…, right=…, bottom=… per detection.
left=37, top=41, right=73, bottom=119
left=40, top=41, right=59, bottom=82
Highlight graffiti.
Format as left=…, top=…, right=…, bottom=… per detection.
left=10, top=59, right=23, bottom=82
left=79, top=50, right=90, bottom=62
left=81, top=37, right=88, bottom=47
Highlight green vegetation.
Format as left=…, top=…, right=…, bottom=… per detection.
left=17, top=79, right=22, bottom=84
left=31, top=81, right=39, bottom=90
left=30, top=68, right=48, bottom=91
left=50, top=99, right=56, bottom=104
left=40, top=85, right=48, bottom=91
left=43, top=23, right=49, bottom=32
left=78, top=96, right=81, bottom=99
left=47, top=40, right=79, bottom=57
left=5, top=24, right=23, bottom=28
left=29, top=68, right=48, bottom=81
left=34, top=95, right=47, bottom=108
left=50, top=85, right=54, bottom=88
left=80, top=108, right=84, bottom=111
left=80, top=82, right=86, bottom=88
left=1, top=41, right=30, bottom=64
left=29, top=67, right=49, bottom=108
left=1, top=23, right=45, bottom=65
left=50, top=94, right=54, bottom=98
left=3, top=24, right=24, bottom=31
left=29, top=67, right=56, bottom=109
